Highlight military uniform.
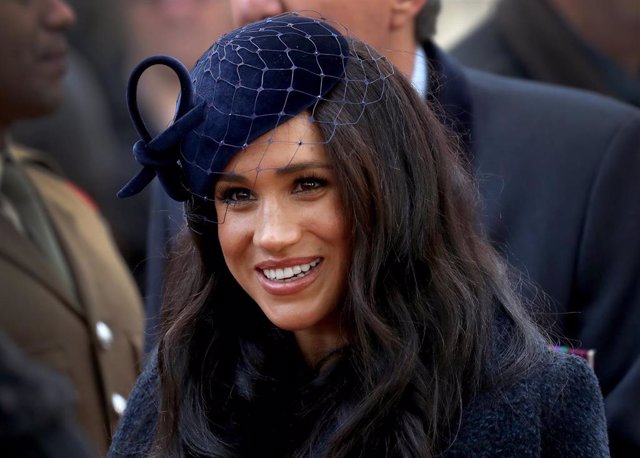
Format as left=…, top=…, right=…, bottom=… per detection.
left=0, top=144, right=144, bottom=454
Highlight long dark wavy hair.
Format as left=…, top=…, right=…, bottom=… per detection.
left=152, top=39, right=545, bottom=457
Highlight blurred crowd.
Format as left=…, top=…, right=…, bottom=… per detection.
left=11, top=0, right=235, bottom=290
left=1, top=0, right=638, bottom=456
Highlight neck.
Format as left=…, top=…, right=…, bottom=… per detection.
left=548, top=0, right=640, bottom=75
left=383, top=24, right=420, bottom=79
left=294, top=316, right=345, bottom=368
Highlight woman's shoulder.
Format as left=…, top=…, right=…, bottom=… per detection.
left=531, top=350, right=609, bottom=455
left=535, top=349, right=600, bottom=396
left=445, top=349, right=609, bottom=457
left=108, top=351, right=160, bottom=457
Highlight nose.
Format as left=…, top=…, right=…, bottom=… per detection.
left=253, top=199, right=302, bottom=254
left=43, top=0, right=76, bottom=31
left=231, top=0, right=285, bottom=27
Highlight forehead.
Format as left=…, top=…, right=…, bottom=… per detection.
left=222, top=114, right=328, bottom=174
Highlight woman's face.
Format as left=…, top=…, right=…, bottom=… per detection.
left=215, top=114, right=350, bottom=354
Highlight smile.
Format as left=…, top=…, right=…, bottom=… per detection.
left=262, top=259, right=321, bottom=281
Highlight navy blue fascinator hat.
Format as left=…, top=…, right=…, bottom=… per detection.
left=119, top=13, right=357, bottom=202
left=120, top=13, right=393, bottom=205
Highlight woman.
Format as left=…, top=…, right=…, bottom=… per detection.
left=111, top=14, right=608, bottom=457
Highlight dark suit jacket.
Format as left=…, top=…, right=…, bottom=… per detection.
left=428, top=43, right=640, bottom=455
left=0, top=145, right=145, bottom=454
left=449, top=0, right=640, bottom=108
left=144, top=43, right=640, bottom=455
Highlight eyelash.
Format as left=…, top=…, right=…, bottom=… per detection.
left=217, top=188, right=254, bottom=206
left=293, top=175, right=328, bottom=193
left=216, top=175, right=328, bottom=206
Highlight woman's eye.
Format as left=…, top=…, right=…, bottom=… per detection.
left=294, top=177, right=327, bottom=193
left=218, top=188, right=254, bottom=205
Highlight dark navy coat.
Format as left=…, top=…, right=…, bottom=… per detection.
left=108, top=346, right=608, bottom=457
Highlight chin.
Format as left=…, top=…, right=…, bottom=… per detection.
left=262, top=309, right=316, bottom=332
left=266, top=315, right=316, bottom=332
left=261, top=303, right=338, bottom=335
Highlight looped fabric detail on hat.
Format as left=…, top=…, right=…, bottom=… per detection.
left=118, top=55, right=203, bottom=201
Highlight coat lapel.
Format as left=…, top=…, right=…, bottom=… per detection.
left=0, top=216, right=82, bottom=316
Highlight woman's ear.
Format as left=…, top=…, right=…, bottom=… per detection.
left=390, top=0, right=428, bottom=30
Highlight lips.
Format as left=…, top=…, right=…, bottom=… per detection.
left=38, top=37, right=68, bottom=58
left=36, top=42, right=69, bottom=75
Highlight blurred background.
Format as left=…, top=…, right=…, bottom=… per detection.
left=436, top=0, right=497, bottom=48
left=12, top=0, right=639, bottom=295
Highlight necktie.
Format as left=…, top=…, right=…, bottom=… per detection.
left=0, top=149, right=77, bottom=300
left=0, top=161, right=25, bottom=233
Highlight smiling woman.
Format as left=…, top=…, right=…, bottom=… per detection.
left=110, top=12, right=609, bottom=458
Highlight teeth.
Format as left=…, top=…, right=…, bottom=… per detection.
left=262, top=259, right=320, bottom=281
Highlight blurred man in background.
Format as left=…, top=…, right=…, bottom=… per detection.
left=0, top=0, right=143, bottom=453
left=452, top=0, right=640, bottom=107
left=10, top=0, right=146, bottom=288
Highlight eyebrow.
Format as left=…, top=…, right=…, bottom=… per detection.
left=216, top=161, right=331, bottom=183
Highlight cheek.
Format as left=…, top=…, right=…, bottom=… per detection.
left=231, top=0, right=281, bottom=27
left=216, top=216, right=247, bottom=273
left=229, top=0, right=249, bottom=26
left=323, top=212, right=351, bottom=313
left=199, top=5, right=233, bottom=38
left=328, top=214, right=349, bottom=252
left=330, top=205, right=352, bottom=288
left=314, top=197, right=351, bottom=262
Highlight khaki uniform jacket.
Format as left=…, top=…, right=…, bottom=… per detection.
left=0, top=144, right=144, bottom=455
